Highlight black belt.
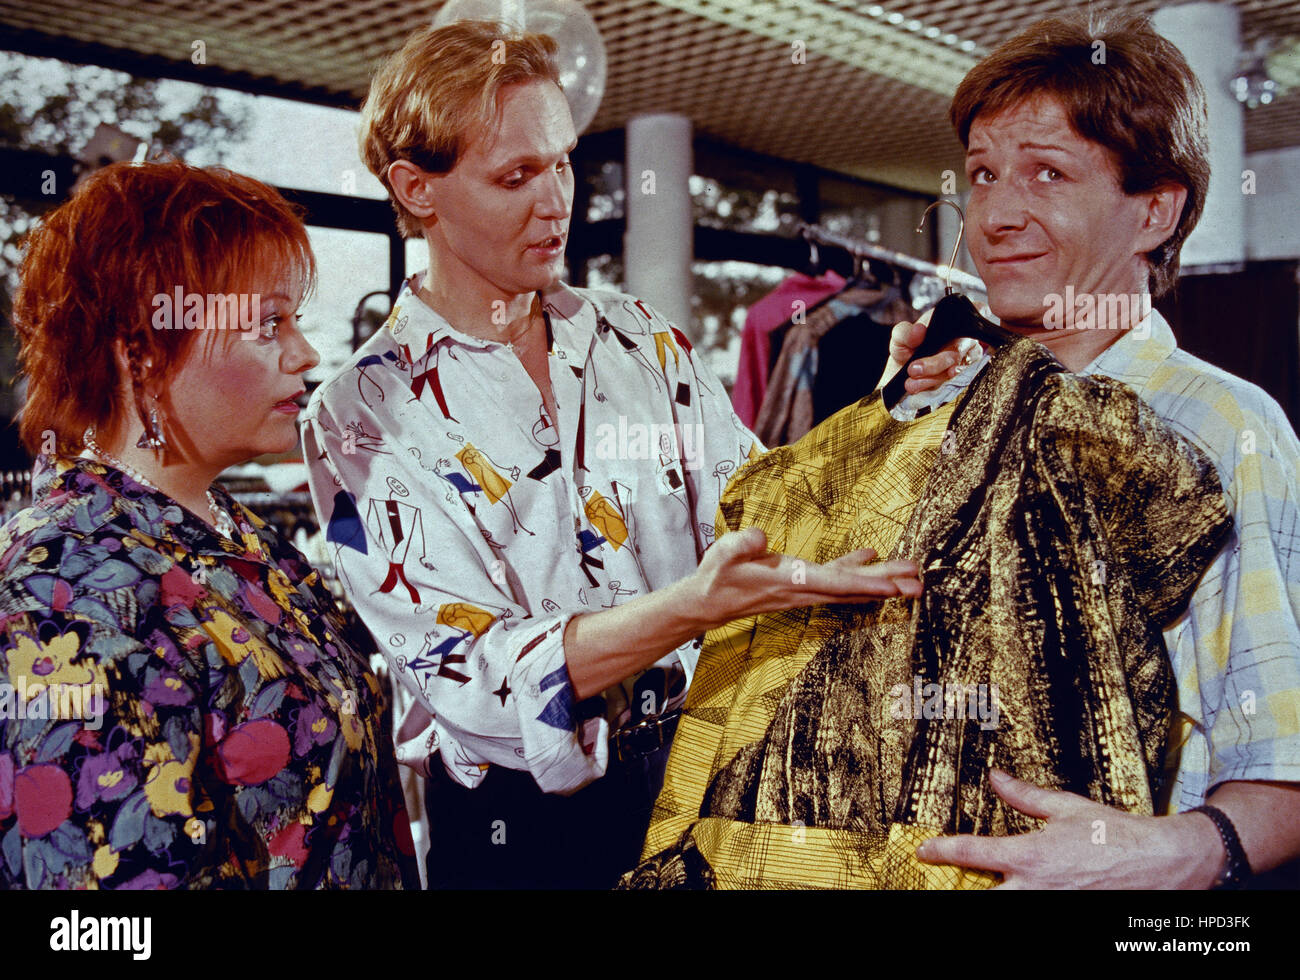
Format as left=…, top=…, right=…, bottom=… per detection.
left=612, top=710, right=680, bottom=762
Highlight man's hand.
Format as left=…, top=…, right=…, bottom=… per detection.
left=915, top=769, right=1225, bottom=889
left=692, top=526, right=922, bottom=623
left=877, top=308, right=987, bottom=394
left=564, top=527, right=922, bottom=701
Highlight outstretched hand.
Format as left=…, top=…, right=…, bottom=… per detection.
left=693, top=525, right=922, bottom=626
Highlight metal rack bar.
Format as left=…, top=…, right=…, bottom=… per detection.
left=799, top=222, right=987, bottom=295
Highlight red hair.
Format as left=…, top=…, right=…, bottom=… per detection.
left=13, top=159, right=316, bottom=455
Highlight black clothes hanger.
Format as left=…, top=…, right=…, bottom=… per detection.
left=882, top=200, right=1018, bottom=411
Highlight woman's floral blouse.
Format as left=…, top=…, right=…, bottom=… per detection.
left=0, top=456, right=419, bottom=889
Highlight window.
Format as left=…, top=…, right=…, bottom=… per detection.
left=691, top=259, right=789, bottom=391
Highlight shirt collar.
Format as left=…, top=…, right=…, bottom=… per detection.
left=1077, top=306, right=1178, bottom=392
left=385, top=273, right=494, bottom=352
left=34, top=454, right=277, bottom=562
left=890, top=305, right=1179, bottom=420
left=385, top=272, right=593, bottom=354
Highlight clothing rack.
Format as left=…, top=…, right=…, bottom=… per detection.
left=229, top=490, right=316, bottom=511
left=227, top=488, right=321, bottom=541
left=799, top=222, right=987, bottom=297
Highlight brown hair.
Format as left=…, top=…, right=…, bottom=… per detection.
left=13, top=159, right=315, bottom=456
left=358, top=20, right=562, bottom=239
left=949, top=14, right=1210, bottom=297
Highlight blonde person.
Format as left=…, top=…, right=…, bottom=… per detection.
left=302, top=20, right=921, bottom=888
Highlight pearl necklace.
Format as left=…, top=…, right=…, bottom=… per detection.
left=82, top=427, right=238, bottom=539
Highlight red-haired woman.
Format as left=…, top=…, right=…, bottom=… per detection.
left=0, top=159, right=419, bottom=889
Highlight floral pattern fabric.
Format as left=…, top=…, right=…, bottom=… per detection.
left=0, top=456, right=419, bottom=889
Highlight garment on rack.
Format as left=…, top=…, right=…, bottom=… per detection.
left=732, top=271, right=846, bottom=427
left=621, top=337, right=1233, bottom=889
left=753, top=282, right=910, bottom=447
left=808, top=309, right=893, bottom=424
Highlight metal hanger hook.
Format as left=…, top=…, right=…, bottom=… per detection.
left=916, top=199, right=966, bottom=292
left=801, top=226, right=819, bottom=272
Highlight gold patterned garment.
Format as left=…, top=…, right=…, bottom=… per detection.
left=623, top=338, right=1233, bottom=889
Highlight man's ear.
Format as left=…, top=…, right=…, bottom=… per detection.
left=1137, top=182, right=1188, bottom=254
left=388, top=160, right=438, bottom=226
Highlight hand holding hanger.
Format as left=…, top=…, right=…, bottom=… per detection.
left=877, top=201, right=1016, bottom=407
left=877, top=307, right=991, bottom=395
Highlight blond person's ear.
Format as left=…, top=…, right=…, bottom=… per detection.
left=387, top=160, right=438, bottom=226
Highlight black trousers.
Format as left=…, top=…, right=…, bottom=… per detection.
left=423, top=742, right=671, bottom=889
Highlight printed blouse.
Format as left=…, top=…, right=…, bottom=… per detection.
left=302, top=277, right=760, bottom=794
left=0, top=456, right=419, bottom=889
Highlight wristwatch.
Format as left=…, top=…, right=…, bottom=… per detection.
left=1190, top=804, right=1252, bottom=889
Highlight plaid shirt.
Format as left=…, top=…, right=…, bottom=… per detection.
left=902, top=311, right=1300, bottom=809
left=1079, top=312, right=1300, bottom=810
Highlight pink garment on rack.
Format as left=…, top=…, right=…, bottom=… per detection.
left=732, top=271, right=846, bottom=427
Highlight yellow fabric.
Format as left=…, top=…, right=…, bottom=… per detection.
left=643, top=393, right=995, bottom=888
left=682, top=819, right=992, bottom=890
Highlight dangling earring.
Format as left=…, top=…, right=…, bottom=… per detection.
left=135, top=396, right=167, bottom=456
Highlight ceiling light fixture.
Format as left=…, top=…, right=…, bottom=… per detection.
left=1230, top=39, right=1277, bottom=108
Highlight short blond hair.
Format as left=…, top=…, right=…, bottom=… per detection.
left=359, top=21, right=562, bottom=239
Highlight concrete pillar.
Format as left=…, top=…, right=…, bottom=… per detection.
left=1152, top=2, right=1246, bottom=266
left=624, top=113, right=694, bottom=333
